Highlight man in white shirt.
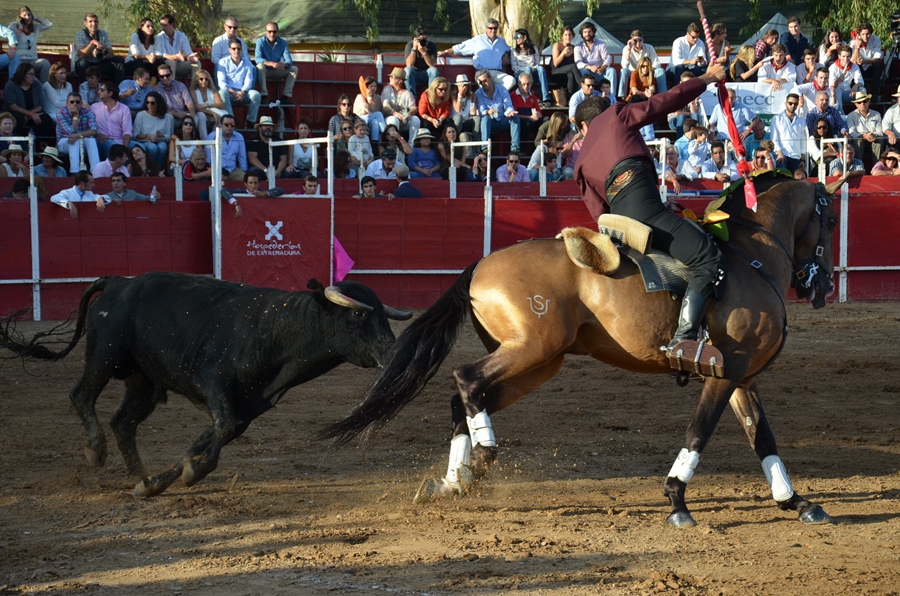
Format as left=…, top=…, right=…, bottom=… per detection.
left=771, top=93, right=808, bottom=173
left=669, top=23, right=707, bottom=79
left=438, top=19, right=514, bottom=90
left=792, top=67, right=836, bottom=115
left=881, top=85, right=900, bottom=152
left=828, top=45, right=864, bottom=114
left=364, top=148, right=398, bottom=179
left=846, top=90, right=883, bottom=166
left=853, top=22, right=883, bottom=96
left=574, top=22, right=615, bottom=96
left=50, top=171, right=109, bottom=218
left=91, top=143, right=130, bottom=178
left=619, top=29, right=666, bottom=97
left=157, top=14, right=200, bottom=80
left=701, top=141, right=738, bottom=182
left=212, top=18, right=250, bottom=66
left=759, top=44, right=797, bottom=91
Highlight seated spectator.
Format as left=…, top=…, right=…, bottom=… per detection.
left=3, top=63, right=54, bottom=138
left=781, top=16, right=811, bottom=65
left=181, top=147, right=212, bottom=181
left=10, top=7, right=51, bottom=83
left=50, top=171, right=109, bottom=218
left=805, top=91, right=848, bottom=137
left=818, top=28, right=842, bottom=69
left=709, top=22, right=733, bottom=72
left=392, top=163, right=422, bottom=198
left=92, top=81, right=133, bottom=159
left=334, top=118, right=354, bottom=164
left=701, top=140, right=738, bottom=182
left=496, top=150, right=529, bottom=182
left=302, top=175, right=320, bottom=195
left=417, top=77, right=450, bottom=138
left=535, top=112, right=568, bottom=150
left=347, top=120, right=374, bottom=178
left=354, top=175, right=394, bottom=199
left=204, top=114, right=247, bottom=180
left=847, top=91, right=883, bottom=167
left=670, top=23, right=707, bottom=79
left=78, top=66, right=102, bottom=106
left=450, top=75, right=480, bottom=151
left=354, top=76, right=387, bottom=148
left=467, top=151, right=489, bottom=182
left=189, top=69, right=226, bottom=139
left=155, top=62, right=196, bottom=130
left=236, top=170, right=279, bottom=197
left=157, top=14, right=201, bottom=80
left=828, top=143, right=865, bottom=177
left=568, top=74, right=601, bottom=127
left=808, top=118, right=838, bottom=169
left=379, top=123, right=412, bottom=166
left=560, top=128, right=583, bottom=180
left=34, top=147, right=66, bottom=178
left=476, top=70, right=521, bottom=152
left=328, top=94, right=360, bottom=140
left=42, top=63, right=72, bottom=124
left=119, top=68, right=153, bottom=116
left=759, top=44, right=797, bottom=90
left=125, top=19, right=163, bottom=80
left=168, top=115, right=200, bottom=172
left=382, top=67, right=420, bottom=142
left=795, top=48, right=823, bottom=85
left=129, top=144, right=163, bottom=177
left=437, top=123, right=469, bottom=180
left=771, top=93, right=807, bottom=172
left=627, top=57, right=656, bottom=101
left=108, top=171, right=161, bottom=203
left=527, top=136, right=563, bottom=181
left=133, top=92, right=174, bottom=167
left=674, top=117, right=698, bottom=161
left=755, top=28, right=779, bottom=63
left=829, top=45, right=863, bottom=113
left=743, top=119, right=771, bottom=158
left=686, top=126, right=710, bottom=172
left=730, top=46, right=763, bottom=83
left=792, top=67, right=836, bottom=114
left=438, top=19, right=514, bottom=90
left=403, top=27, right=440, bottom=98
left=0, top=112, right=13, bottom=163
left=749, top=145, right=775, bottom=172
left=870, top=150, right=900, bottom=176
left=247, top=116, right=288, bottom=178
left=511, top=29, right=550, bottom=106
left=332, top=150, right=356, bottom=180
left=853, top=22, right=883, bottom=97
left=709, top=87, right=757, bottom=142
left=365, top=148, right=397, bottom=179
left=408, top=129, right=442, bottom=179
left=285, top=119, right=319, bottom=178
left=254, top=22, right=297, bottom=103
left=74, top=13, right=124, bottom=82
left=512, top=71, right=543, bottom=144
left=0, top=144, right=29, bottom=178
left=620, top=30, right=666, bottom=97
left=3, top=179, right=29, bottom=199
left=668, top=72, right=700, bottom=130
left=212, top=18, right=251, bottom=72
left=575, top=22, right=615, bottom=95
left=793, top=167, right=808, bottom=180
left=0, top=23, right=21, bottom=80
left=217, top=41, right=261, bottom=127
left=550, top=26, right=582, bottom=103
left=658, top=145, right=693, bottom=191
left=542, top=153, right=563, bottom=182
left=92, top=143, right=130, bottom=178
left=56, top=93, right=101, bottom=174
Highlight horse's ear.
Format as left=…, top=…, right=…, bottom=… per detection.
left=822, top=178, right=845, bottom=197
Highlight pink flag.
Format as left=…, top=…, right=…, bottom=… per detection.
left=333, top=236, right=355, bottom=282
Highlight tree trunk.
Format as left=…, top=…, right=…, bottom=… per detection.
left=469, top=0, right=560, bottom=49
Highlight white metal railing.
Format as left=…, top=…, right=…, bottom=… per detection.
left=646, top=138, right=669, bottom=201
left=267, top=136, right=333, bottom=196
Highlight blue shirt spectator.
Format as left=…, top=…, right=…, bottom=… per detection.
left=119, top=74, right=151, bottom=110
left=205, top=126, right=247, bottom=173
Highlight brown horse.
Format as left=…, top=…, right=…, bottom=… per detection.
left=321, top=175, right=842, bottom=527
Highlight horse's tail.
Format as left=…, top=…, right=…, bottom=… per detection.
left=319, top=262, right=478, bottom=446
left=0, top=277, right=111, bottom=361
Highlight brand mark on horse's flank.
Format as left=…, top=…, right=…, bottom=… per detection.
left=527, top=295, right=551, bottom=318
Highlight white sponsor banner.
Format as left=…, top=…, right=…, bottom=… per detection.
left=699, top=82, right=789, bottom=125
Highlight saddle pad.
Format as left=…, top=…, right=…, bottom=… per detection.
left=597, top=214, right=652, bottom=254
left=619, top=246, right=691, bottom=294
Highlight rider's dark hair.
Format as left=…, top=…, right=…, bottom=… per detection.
left=574, top=96, right=611, bottom=131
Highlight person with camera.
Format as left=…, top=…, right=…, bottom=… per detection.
left=620, top=30, right=666, bottom=98
left=74, top=13, right=124, bottom=83
left=10, top=7, right=52, bottom=83
left=404, top=27, right=440, bottom=99
left=467, top=151, right=490, bottom=182
left=669, top=23, right=708, bottom=80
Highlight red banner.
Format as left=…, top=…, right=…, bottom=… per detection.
left=221, top=197, right=332, bottom=291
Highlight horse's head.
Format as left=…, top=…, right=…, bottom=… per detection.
left=791, top=180, right=840, bottom=309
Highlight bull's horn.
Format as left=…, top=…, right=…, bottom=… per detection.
left=324, top=286, right=374, bottom=312
left=383, top=305, right=413, bottom=321
left=823, top=178, right=845, bottom=196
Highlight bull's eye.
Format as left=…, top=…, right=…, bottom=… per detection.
left=353, top=310, right=365, bottom=318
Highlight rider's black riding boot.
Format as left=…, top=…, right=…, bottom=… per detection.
left=666, top=288, right=709, bottom=351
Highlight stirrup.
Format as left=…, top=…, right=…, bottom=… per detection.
left=665, top=337, right=725, bottom=378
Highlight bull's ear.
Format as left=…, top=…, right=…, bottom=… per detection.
left=307, top=278, right=325, bottom=293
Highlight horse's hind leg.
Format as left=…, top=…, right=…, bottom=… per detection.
left=730, top=383, right=833, bottom=524
left=110, top=374, right=164, bottom=481
left=414, top=352, right=565, bottom=504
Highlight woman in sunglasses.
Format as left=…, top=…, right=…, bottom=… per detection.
left=189, top=69, right=225, bottom=137
left=10, top=7, right=52, bottom=83
left=328, top=94, right=359, bottom=141
left=133, top=91, right=173, bottom=166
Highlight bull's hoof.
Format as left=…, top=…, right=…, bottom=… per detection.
left=413, top=477, right=455, bottom=504
left=666, top=510, right=697, bottom=528
left=84, top=445, right=106, bottom=468
left=181, top=459, right=206, bottom=487
left=799, top=504, right=834, bottom=525
left=134, top=478, right=164, bottom=498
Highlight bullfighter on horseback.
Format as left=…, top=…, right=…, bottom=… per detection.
left=574, top=62, right=728, bottom=365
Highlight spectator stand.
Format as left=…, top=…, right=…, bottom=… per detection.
left=0, top=133, right=39, bottom=313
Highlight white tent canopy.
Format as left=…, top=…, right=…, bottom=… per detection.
left=541, top=17, right=626, bottom=56
left=740, top=13, right=789, bottom=47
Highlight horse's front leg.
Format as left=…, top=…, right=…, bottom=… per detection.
left=664, top=377, right=739, bottom=527
left=730, top=382, right=833, bottom=524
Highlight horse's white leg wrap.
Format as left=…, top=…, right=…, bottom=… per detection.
left=466, top=410, right=496, bottom=447
left=761, top=454, right=795, bottom=502
left=667, top=448, right=701, bottom=483
left=445, top=434, right=472, bottom=488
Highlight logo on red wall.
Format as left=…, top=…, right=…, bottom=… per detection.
left=246, top=220, right=303, bottom=257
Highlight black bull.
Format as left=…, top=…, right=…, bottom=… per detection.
left=1, top=272, right=411, bottom=497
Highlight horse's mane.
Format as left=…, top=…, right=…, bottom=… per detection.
left=717, top=172, right=798, bottom=219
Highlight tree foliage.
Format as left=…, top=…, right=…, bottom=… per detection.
left=746, top=0, right=898, bottom=44
left=98, top=0, right=225, bottom=47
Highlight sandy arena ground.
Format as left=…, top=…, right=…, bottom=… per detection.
left=1, top=301, right=899, bottom=595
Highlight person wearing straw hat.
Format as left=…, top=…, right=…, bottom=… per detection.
left=247, top=115, right=288, bottom=178
left=0, top=144, right=29, bottom=178
left=847, top=90, right=883, bottom=167
left=382, top=66, right=420, bottom=142
left=34, top=146, right=66, bottom=178
left=408, top=128, right=442, bottom=178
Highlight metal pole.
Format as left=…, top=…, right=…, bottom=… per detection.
left=539, top=140, right=546, bottom=197
left=483, top=143, right=493, bottom=257
left=838, top=181, right=849, bottom=303
left=212, top=128, right=223, bottom=279
left=28, top=133, right=41, bottom=320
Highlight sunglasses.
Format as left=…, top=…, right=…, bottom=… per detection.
left=341, top=126, right=352, bottom=131
left=146, top=100, right=157, bottom=105
left=478, top=79, right=489, bottom=85
left=266, top=30, right=277, bottom=33
left=341, top=102, right=350, bottom=106
left=486, top=26, right=498, bottom=31
left=583, top=83, right=594, bottom=87
left=183, top=121, right=194, bottom=126
left=222, top=122, right=235, bottom=127
left=159, top=73, right=172, bottom=78
left=508, top=160, right=519, bottom=164
left=514, top=35, right=524, bottom=39
left=816, top=125, right=828, bottom=130
left=633, top=37, right=643, bottom=42
left=225, top=25, right=237, bottom=29
left=68, top=100, right=82, bottom=104
left=230, top=47, right=241, bottom=51
left=786, top=102, right=798, bottom=106
left=437, top=87, right=447, bottom=91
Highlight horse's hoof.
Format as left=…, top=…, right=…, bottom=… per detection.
left=667, top=510, right=697, bottom=528
left=84, top=445, right=106, bottom=468
left=134, top=478, right=162, bottom=498
left=457, top=465, right=475, bottom=495
left=413, top=477, right=454, bottom=504
left=799, top=505, right=834, bottom=525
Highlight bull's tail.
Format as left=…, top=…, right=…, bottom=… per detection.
left=0, top=277, right=113, bottom=361
left=318, top=262, right=478, bottom=446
